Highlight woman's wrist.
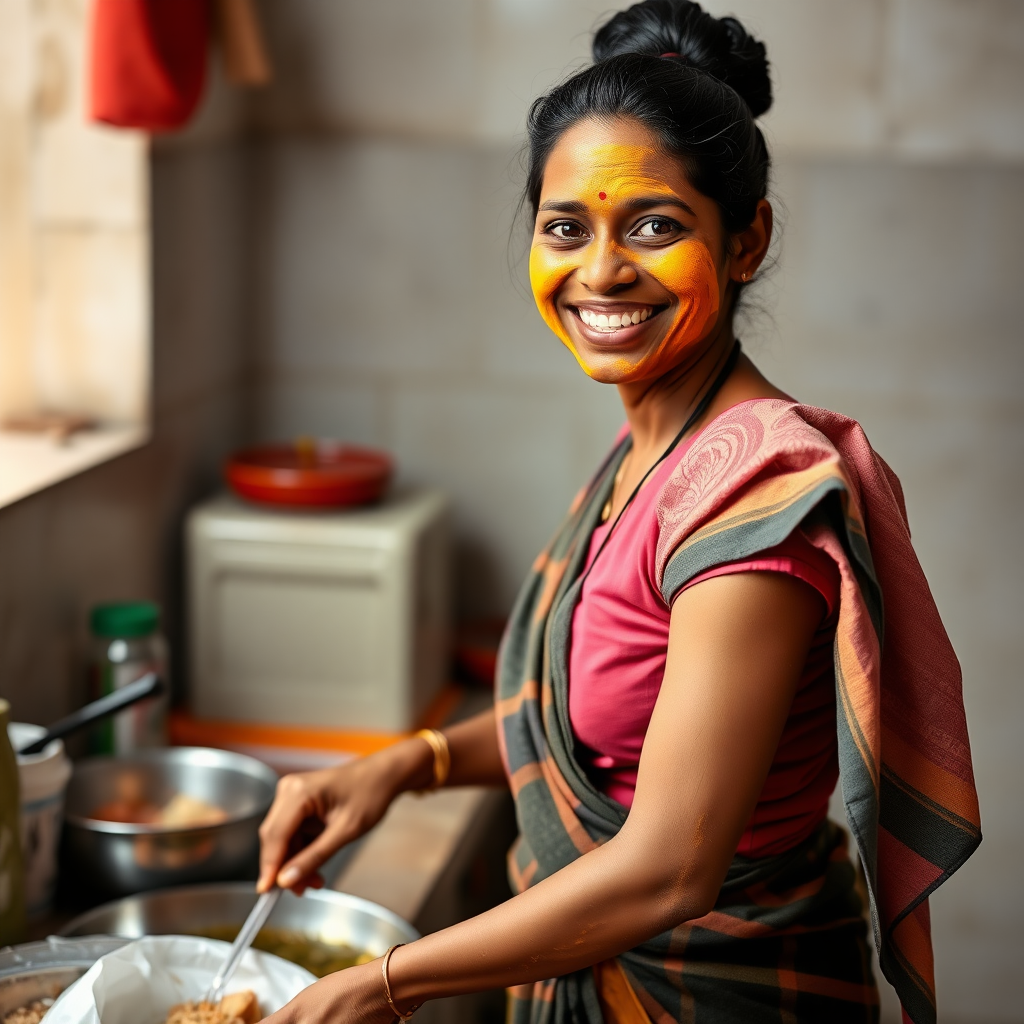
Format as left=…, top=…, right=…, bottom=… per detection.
left=382, top=943, right=429, bottom=1017
left=370, top=734, right=436, bottom=798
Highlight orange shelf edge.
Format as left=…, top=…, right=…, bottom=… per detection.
left=169, top=683, right=464, bottom=760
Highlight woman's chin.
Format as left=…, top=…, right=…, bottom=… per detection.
left=569, top=350, right=648, bottom=385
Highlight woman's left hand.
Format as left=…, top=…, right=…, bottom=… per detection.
left=262, top=960, right=399, bottom=1024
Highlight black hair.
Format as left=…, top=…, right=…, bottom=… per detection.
left=524, top=0, right=772, bottom=239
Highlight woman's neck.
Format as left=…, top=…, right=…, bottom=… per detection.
left=616, top=326, right=737, bottom=463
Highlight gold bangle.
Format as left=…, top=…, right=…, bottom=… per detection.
left=414, top=728, right=450, bottom=790
left=381, top=943, right=418, bottom=1020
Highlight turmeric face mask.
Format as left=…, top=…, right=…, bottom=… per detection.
left=529, top=119, right=722, bottom=383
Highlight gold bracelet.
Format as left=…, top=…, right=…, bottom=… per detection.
left=381, top=943, right=418, bottom=1020
left=414, top=728, right=450, bottom=791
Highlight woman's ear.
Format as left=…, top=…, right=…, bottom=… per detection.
left=728, top=199, right=773, bottom=283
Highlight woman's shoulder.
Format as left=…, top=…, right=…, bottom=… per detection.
left=654, top=397, right=850, bottom=516
left=650, top=398, right=891, bottom=598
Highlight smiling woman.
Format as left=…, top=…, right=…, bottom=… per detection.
left=251, top=4, right=980, bottom=1024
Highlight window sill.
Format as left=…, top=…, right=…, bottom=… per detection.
left=0, top=423, right=149, bottom=511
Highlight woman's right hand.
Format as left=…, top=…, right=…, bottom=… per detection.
left=256, top=740, right=433, bottom=894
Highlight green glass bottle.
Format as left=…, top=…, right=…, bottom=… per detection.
left=0, top=699, right=26, bottom=944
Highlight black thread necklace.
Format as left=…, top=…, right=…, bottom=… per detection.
left=583, top=340, right=741, bottom=580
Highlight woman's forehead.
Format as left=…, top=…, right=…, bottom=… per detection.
left=540, top=117, right=692, bottom=201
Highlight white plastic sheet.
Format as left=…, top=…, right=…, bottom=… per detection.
left=46, top=935, right=316, bottom=1024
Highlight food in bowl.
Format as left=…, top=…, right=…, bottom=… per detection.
left=91, top=775, right=227, bottom=828
left=165, top=990, right=260, bottom=1024
left=2, top=1000, right=53, bottom=1024
left=192, top=928, right=373, bottom=978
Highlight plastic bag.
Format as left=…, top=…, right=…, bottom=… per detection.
left=46, top=935, right=316, bottom=1024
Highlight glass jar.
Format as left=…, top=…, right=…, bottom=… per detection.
left=89, top=602, right=169, bottom=755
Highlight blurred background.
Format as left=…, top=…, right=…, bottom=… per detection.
left=0, top=1, right=1021, bottom=1021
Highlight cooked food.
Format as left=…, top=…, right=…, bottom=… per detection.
left=92, top=790, right=226, bottom=828
left=2, top=1000, right=52, bottom=1024
left=165, top=990, right=260, bottom=1024
left=156, top=793, right=228, bottom=828
left=193, top=926, right=373, bottom=978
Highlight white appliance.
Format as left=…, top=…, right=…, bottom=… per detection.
left=187, top=488, right=450, bottom=732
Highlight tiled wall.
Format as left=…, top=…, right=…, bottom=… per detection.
left=242, top=2, right=1023, bottom=1020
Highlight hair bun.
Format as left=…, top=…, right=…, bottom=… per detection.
left=593, top=0, right=772, bottom=118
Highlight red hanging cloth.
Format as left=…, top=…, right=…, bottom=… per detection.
left=88, top=0, right=210, bottom=131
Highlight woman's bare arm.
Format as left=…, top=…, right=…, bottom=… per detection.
left=264, top=570, right=824, bottom=1021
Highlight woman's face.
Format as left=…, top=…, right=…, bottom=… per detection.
left=530, top=117, right=733, bottom=384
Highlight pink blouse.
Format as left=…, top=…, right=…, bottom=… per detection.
left=568, top=431, right=841, bottom=858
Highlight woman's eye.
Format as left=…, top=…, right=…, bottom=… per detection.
left=547, top=221, right=588, bottom=240
left=633, top=218, right=679, bottom=239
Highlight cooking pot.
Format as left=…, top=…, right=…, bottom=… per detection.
left=0, top=937, right=127, bottom=1017
left=63, top=747, right=277, bottom=895
left=60, top=882, right=418, bottom=958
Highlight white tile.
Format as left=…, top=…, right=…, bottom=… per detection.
left=251, top=0, right=479, bottom=138
left=256, top=138, right=481, bottom=376
left=475, top=0, right=606, bottom=142
left=707, top=0, right=888, bottom=155
left=885, top=0, right=1024, bottom=159
left=766, top=160, right=1024, bottom=398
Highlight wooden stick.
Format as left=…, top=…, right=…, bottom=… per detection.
left=213, top=0, right=273, bottom=86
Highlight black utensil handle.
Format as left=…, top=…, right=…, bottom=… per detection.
left=16, top=672, right=164, bottom=756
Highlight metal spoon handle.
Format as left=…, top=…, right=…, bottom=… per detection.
left=205, top=887, right=282, bottom=1005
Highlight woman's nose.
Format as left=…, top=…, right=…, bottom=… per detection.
left=576, top=238, right=637, bottom=293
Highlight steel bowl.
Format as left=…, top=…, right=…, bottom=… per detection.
left=63, top=747, right=277, bottom=895
left=0, top=937, right=128, bottom=1016
left=60, top=883, right=419, bottom=959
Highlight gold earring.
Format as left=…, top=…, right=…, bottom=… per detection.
left=740, top=271, right=749, bottom=282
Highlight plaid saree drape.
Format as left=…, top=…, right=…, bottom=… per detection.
left=496, top=399, right=980, bottom=1024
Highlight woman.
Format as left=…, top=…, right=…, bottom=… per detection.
left=260, top=3, right=980, bottom=1022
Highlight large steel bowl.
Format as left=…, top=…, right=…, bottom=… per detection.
left=0, top=937, right=128, bottom=1017
left=64, top=747, right=277, bottom=895
left=60, top=883, right=419, bottom=960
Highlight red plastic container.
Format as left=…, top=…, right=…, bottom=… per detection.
left=225, top=440, right=393, bottom=508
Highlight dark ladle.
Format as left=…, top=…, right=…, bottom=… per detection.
left=16, top=673, right=163, bottom=755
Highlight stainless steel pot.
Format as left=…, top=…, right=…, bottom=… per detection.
left=60, top=883, right=419, bottom=958
left=0, top=937, right=128, bottom=1017
left=64, top=748, right=277, bottom=895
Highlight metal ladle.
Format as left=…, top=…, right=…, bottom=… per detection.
left=204, top=887, right=283, bottom=1005
left=16, top=673, right=163, bottom=756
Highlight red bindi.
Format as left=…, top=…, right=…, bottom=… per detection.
left=598, top=191, right=607, bottom=201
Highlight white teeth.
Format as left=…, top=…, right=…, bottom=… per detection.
left=578, top=307, right=652, bottom=330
